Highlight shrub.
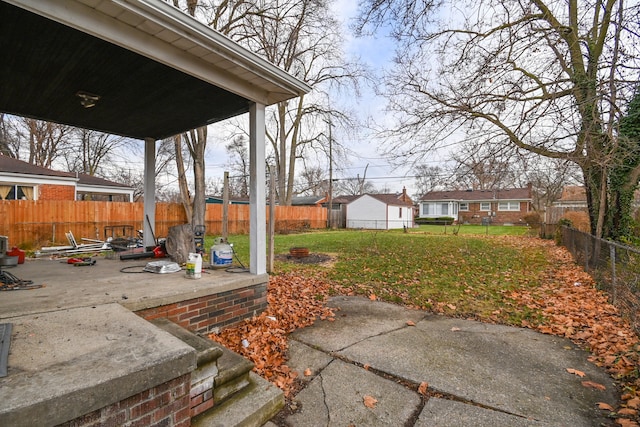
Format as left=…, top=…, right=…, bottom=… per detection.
left=415, top=216, right=455, bottom=225
left=562, top=211, right=590, bottom=232
left=522, top=212, right=542, bottom=227
left=555, top=218, right=572, bottom=245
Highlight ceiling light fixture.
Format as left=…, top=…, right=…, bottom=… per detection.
left=76, top=91, right=100, bottom=108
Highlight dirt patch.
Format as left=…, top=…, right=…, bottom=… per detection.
left=275, top=253, right=334, bottom=265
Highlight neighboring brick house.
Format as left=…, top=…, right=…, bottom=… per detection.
left=419, top=185, right=533, bottom=225
left=0, top=155, right=134, bottom=201
left=547, top=185, right=640, bottom=224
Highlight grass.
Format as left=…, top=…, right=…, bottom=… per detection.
left=204, top=227, right=548, bottom=325
left=413, top=223, right=532, bottom=236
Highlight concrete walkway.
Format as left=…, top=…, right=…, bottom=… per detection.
left=270, top=296, right=618, bottom=426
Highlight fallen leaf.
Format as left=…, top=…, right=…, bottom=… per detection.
left=369, top=294, right=377, bottom=301
left=451, top=327, right=461, bottom=332
left=208, top=272, right=336, bottom=397
left=406, top=320, right=416, bottom=326
left=304, top=368, right=312, bottom=376
left=566, top=368, right=586, bottom=377
left=363, top=364, right=370, bottom=371
left=363, top=395, right=378, bottom=408
left=447, top=303, right=456, bottom=310
left=615, top=418, right=640, bottom=426
left=624, top=399, right=640, bottom=412
left=597, top=402, right=614, bottom=411
left=582, top=381, right=606, bottom=390
left=418, top=382, right=428, bottom=396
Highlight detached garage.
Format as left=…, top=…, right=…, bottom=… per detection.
left=346, top=189, right=414, bottom=230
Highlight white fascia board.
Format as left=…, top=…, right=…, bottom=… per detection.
left=126, top=0, right=312, bottom=96
left=9, top=0, right=311, bottom=105
left=0, top=173, right=76, bottom=186
left=76, top=184, right=134, bottom=195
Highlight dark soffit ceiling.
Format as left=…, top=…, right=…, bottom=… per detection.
left=0, top=1, right=252, bottom=140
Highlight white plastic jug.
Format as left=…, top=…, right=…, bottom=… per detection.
left=186, top=252, right=202, bottom=279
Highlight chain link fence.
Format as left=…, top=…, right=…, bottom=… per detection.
left=560, top=226, right=640, bottom=336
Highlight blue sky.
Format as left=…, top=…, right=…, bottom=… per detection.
left=193, top=1, right=423, bottom=197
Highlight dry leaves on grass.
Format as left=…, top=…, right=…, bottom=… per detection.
left=508, top=243, right=640, bottom=424
left=209, top=272, right=335, bottom=396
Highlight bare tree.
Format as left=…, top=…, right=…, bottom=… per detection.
left=298, top=165, right=327, bottom=196
left=356, top=0, right=640, bottom=238
left=9, top=117, right=73, bottom=167
left=450, top=142, right=518, bottom=191
left=241, top=0, right=366, bottom=205
left=64, top=129, right=126, bottom=176
left=167, top=0, right=259, bottom=225
left=226, top=135, right=250, bottom=197
left=0, top=114, right=19, bottom=157
left=523, top=157, right=580, bottom=212
left=335, top=164, right=377, bottom=195
left=414, top=164, right=446, bottom=196
left=107, top=139, right=176, bottom=202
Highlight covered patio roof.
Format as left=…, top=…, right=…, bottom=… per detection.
left=0, top=0, right=311, bottom=140
left=0, top=0, right=311, bottom=272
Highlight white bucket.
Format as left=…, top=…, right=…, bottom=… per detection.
left=186, top=252, right=202, bottom=279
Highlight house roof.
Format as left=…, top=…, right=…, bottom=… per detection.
left=556, top=186, right=586, bottom=202
left=329, top=195, right=360, bottom=205
left=205, top=195, right=250, bottom=205
left=0, top=0, right=311, bottom=141
left=0, top=154, right=131, bottom=189
left=365, top=193, right=414, bottom=207
left=76, top=173, right=132, bottom=189
left=0, top=154, right=73, bottom=180
left=291, top=196, right=324, bottom=206
left=420, top=187, right=532, bottom=202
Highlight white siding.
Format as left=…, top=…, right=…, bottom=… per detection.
left=386, top=204, right=414, bottom=229
left=347, top=195, right=414, bottom=229
left=347, top=195, right=387, bottom=229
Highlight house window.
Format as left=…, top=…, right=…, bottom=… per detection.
left=498, top=201, right=521, bottom=211
left=0, top=185, right=35, bottom=200
left=399, top=207, right=402, bottom=218
left=459, top=202, right=469, bottom=211
left=480, top=202, right=491, bottom=211
left=422, top=202, right=454, bottom=216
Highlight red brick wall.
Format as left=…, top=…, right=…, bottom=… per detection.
left=190, top=377, right=214, bottom=418
left=39, top=184, right=75, bottom=201
left=136, top=283, right=268, bottom=334
left=57, top=374, right=191, bottom=427
left=459, top=201, right=530, bottom=225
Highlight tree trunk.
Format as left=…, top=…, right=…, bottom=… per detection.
left=191, top=126, right=207, bottom=227
left=277, top=102, right=288, bottom=205
left=174, top=134, right=193, bottom=223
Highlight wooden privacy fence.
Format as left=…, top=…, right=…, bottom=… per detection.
left=0, top=200, right=327, bottom=249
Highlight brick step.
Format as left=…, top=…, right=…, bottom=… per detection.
left=213, top=342, right=255, bottom=404
left=150, top=318, right=283, bottom=426
left=151, top=318, right=223, bottom=367
left=192, top=371, right=283, bottom=427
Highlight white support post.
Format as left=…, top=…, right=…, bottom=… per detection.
left=143, top=137, right=157, bottom=248
left=249, top=102, right=266, bottom=275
